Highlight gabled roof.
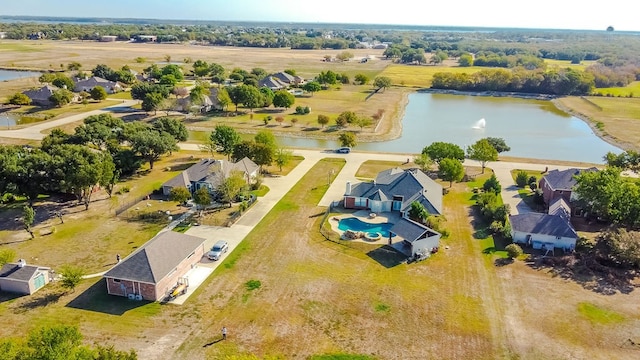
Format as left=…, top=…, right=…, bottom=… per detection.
left=231, top=157, right=259, bottom=176
left=163, top=158, right=219, bottom=188
left=104, top=231, right=205, bottom=284
left=22, top=85, right=59, bottom=101
left=549, top=197, right=571, bottom=220
left=542, top=168, right=598, bottom=191
left=509, top=213, right=578, bottom=239
left=390, top=218, right=439, bottom=243
left=258, top=76, right=287, bottom=90
left=0, top=263, right=49, bottom=282
left=349, top=168, right=443, bottom=215
left=272, top=72, right=296, bottom=84
left=74, top=76, right=120, bottom=89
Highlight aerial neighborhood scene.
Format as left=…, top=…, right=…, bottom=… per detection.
left=3, top=0, right=640, bottom=359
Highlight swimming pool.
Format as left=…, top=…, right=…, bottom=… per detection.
left=338, top=217, right=393, bottom=238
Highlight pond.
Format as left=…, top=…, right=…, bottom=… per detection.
left=278, top=93, right=622, bottom=163
left=0, top=113, right=45, bottom=127
left=0, top=69, right=42, bottom=81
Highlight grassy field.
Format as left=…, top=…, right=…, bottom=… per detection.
left=543, top=59, right=596, bottom=71
left=593, top=81, right=640, bottom=97
left=378, top=64, right=483, bottom=88
left=555, top=96, right=640, bottom=150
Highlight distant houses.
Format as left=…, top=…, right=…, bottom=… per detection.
left=22, top=84, right=80, bottom=106
left=258, top=72, right=305, bottom=90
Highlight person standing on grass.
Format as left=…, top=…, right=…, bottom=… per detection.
left=222, top=326, right=227, bottom=340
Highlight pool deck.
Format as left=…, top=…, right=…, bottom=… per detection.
left=330, top=210, right=404, bottom=245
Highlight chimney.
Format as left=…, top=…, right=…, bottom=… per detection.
left=345, top=181, right=351, bottom=196
left=17, top=259, right=26, bottom=268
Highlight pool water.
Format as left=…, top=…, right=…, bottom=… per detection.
left=338, top=217, right=393, bottom=237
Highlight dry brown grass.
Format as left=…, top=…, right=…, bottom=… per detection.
left=555, top=96, right=640, bottom=152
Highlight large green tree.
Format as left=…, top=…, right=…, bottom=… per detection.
left=274, top=147, right=293, bottom=172
left=211, top=125, right=241, bottom=160
left=302, top=81, right=321, bottom=96
left=422, top=142, right=465, bottom=164
left=90, top=86, right=108, bottom=101
left=439, top=158, right=464, bottom=187
left=467, top=138, right=498, bottom=173
left=129, top=130, right=178, bottom=169
left=217, top=171, right=248, bottom=208
left=7, top=92, right=31, bottom=105
left=373, top=76, right=392, bottom=91
left=338, top=132, right=357, bottom=148
left=142, top=92, right=166, bottom=114
left=49, top=89, right=75, bottom=107
left=485, top=137, right=511, bottom=154
left=272, top=90, right=295, bottom=109
left=22, top=205, right=35, bottom=239
left=153, top=117, right=188, bottom=141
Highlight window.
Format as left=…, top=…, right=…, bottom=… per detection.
left=354, top=198, right=367, bottom=207
left=113, top=279, right=121, bottom=283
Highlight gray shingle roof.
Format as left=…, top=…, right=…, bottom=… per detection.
left=509, top=213, right=578, bottom=238
left=542, top=167, right=598, bottom=191
left=104, top=231, right=205, bottom=284
left=22, top=85, right=59, bottom=102
left=163, top=158, right=220, bottom=188
left=349, top=168, right=443, bottom=215
left=0, top=263, right=48, bottom=282
left=163, top=157, right=257, bottom=190
left=258, top=76, right=287, bottom=90
left=390, top=218, right=439, bottom=243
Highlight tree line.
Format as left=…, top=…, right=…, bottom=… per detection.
left=0, top=114, right=184, bottom=209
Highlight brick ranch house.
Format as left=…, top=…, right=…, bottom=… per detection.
left=103, top=231, right=206, bottom=301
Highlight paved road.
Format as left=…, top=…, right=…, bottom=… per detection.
left=0, top=99, right=139, bottom=140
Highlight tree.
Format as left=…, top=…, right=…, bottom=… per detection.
left=485, top=137, right=511, bottom=153
left=413, top=153, right=434, bottom=172
left=251, top=67, right=268, bottom=79
left=0, top=249, right=15, bottom=266
left=129, top=130, right=178, bottom=169
left=159, top=74, right=178, bottom=87
left=467, top=138, right=498, bottom=173
left=131, top=83, right=170, bottom=100
left=142, top=92, right=165, bottom=114
left=92, top=64, right=115, bottom=80
left=422, top=142, right=465, bottom=164
left=408, top=201, right=429, bottom=223
left=49, top=89, right=74, bottom=107
left=209, top=62, right=226, bottom=79
left=162, top=64, right=184, bottom=81
left=90, top=86, right=107, bottom=101
left=252, top=142, right=275, bottom=170
left=354, top=116, right=373, bottom=130
left=169, top=187, right=191, bottom=204
left=317, top=114, right=330, bottom=128
left=192, top=59, right=210, bottom=77
left=39, top=73, right=57, bottom=84
left=336, top=51, right=354, bottom=61
left=153, top=117, right=188, bottom=141
left=67, top=61, right=82, bottom=71
left=338, top=132, right=357, bottom=148
left=0, top=146, right=52, bottom=205
left=217, top=171, right=247, bottom=208
left=302, top=81, right=321, bottom=96
left=52, top=75, right=74, bottom=90
left=217, top=88, right=232, bottom=111
left=515, top=170, right=529, bottom=188
left=22, top=205, right=35, bottom=239
left=240, top=85, right=263, bottom=112
left=483, top=173, right=502, bottom=194
left=255, top=130, right=278, bottom=152
left=459, top=53, right=473, bottom=67
left=505, top=243, right=523, bottom=259
left=7, top=92, right=31, bottom=105
left=373, top=76, right=392, bottom=91
left=211, top=125, right=241, bottom=160
left=59, top=264, right=85, bottom=292
left=599, top=228, right=640, bottom=269
left=354, top=73, right=369, bottom=85
left=193, top=186, right=211, bottom=210
left=439, top=158, right=464, bottom=187
left=272, top=90, right=295, bottom=109
left=274, top=147, right=293, bottom=172
left=259, top=87, right=274, bottom=107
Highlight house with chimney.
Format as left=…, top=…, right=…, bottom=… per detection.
left=74, top=76, right=123, bottom=94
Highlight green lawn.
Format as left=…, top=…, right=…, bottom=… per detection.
left=378, top=64, right=484, bottom=88
left=577, top=302, right=626, bottom=325
left=107, top=91, right=133, bottom=100
left=593, top=81, right=640, bottom=97
left=510, top=169, right=543, bottom=211
left=10, top=100, right=120, bottom=119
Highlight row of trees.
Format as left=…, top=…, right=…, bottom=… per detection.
left=431, top=67, right=595, bottom=95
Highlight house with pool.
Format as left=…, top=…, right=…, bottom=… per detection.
left=343, top=167, right=443, bottom=216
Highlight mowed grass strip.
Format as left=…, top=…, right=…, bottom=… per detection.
left=378, top=64, right=484, bottom=88
left=592, top=81, right=640, bottom=97
left=577, top=302, right=626, bottom=325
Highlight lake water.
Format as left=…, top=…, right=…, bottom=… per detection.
left=0, top=69, right=42, bottom=81
left=278, top=93, right=622, bottom=163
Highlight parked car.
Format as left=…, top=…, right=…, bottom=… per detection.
left=336, top=147, right=351, bottom=154
left=207, top=240, right=229, bottom=261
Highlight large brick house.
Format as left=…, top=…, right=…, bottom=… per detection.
left=539, top=167, right=598, bottom=208
left=344, top=167, right=443, bottom=216
left=103, top=231, right=206, bottom=301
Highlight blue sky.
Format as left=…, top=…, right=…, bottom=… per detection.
left=1, top=0, right=635, bottom=31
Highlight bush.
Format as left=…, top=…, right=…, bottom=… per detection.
left=489, top=220, right=504, bottom=233
left=505, top=243, right=523, bottom=259
left=116, top=186, right=130, bottom=194
left=515, top=170, right=529, bottom=187
left=245, top=279, right=261, bottom=291
left=483, top=174, right=501, bottom=194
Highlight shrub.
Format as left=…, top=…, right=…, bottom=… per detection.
left=245, top=279, right=261, bottom=291
left=290, top=117, right=298, bottom=126
left=505, top=243, right=523, bottom=259
left=515, top=170, right=529, bottom=187
left=275, top=116, right=284, bottom=125
left=116, top=186, right=130, bottom=194
left=483, top=174, right=501, bottom=194
left=489, top=220, right=504, bottom=233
